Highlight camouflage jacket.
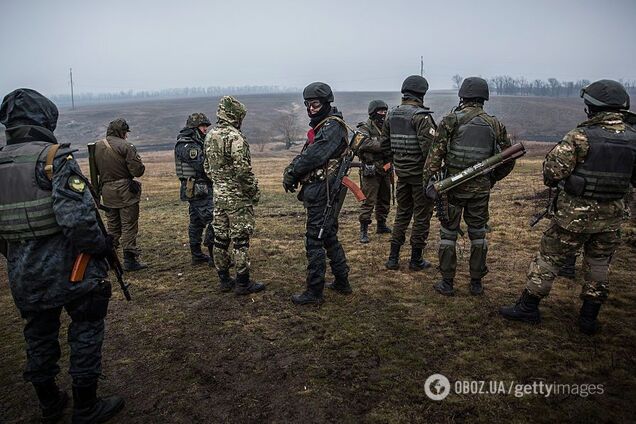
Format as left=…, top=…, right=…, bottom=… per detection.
left=422, top=103, right=512, bottom=196
left=94, top=135, right=145, bottom=208
left=1, top=126, right=109, bottom=311
left=380, top=97, right=436, bottom=182
left=545, top=112, right=634, bottom=233
left=356, top=118, right=388, bottom=173
left=204, top=96, right=259, bottom=211
left=175, top=127, right=213, bottom=202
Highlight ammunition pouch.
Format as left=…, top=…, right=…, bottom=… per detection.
left=301, top=159, right=341, bottom=184
left=361, top=164, right=376, bottom=177
left=561, top=174, right=586, bottom=197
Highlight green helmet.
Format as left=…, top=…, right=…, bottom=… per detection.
left=186, top=112, right=211, bottom=128
left=458, top=77, right=489, bottom=101
left=303, top=82, right=334, bottom=102
left=368, top=100, right=388, bottom=116
left=401, top=75, right=429, bottom=96
left=580, top=79, right=630, bottom=110
left=217, top=96, right=247, bottom=128
left=106, top=118, right=130, bottom=138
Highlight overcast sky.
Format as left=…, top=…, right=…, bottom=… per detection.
left=1, top=0, right=635, bottom=96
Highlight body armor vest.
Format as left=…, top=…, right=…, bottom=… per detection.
left=446, top=108, right=496, bottom=171
left=562, top=125, right=636, bottom=200
left=0, top=142, right=62, bottom=241
left=174, top=140, right=200, bottom=179
left=389, top=104, right=426, bottom=156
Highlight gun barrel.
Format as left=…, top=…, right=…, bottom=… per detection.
left=87, top=143, right=100, bottom=197
left=434, top=143, right=526, bottom=194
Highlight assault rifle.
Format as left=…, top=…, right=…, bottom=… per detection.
left=529, top=187, right=557, bottom=227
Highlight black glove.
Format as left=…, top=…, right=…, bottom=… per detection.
left=96, top=234, right=114, bottom=258
left=425, top=182, right=439, bottom=200
left=283, top=167, right=298, bottom=193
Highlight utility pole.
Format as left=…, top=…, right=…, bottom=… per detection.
left=420, top=56, right=424, bottom=77
left=69, top=68, right=75, bottom=110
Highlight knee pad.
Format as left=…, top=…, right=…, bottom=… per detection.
left=67, top=281, right=112, bottom=322
left=440, top=226, right=459, bottom=241
left=468, top=226, right=487, bottom=241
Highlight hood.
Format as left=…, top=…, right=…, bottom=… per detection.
left=216, top=96, right=247, bottom=129
left=0, top=88, right=58, bottom=131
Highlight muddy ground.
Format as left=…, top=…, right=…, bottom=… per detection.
left=1, top=149, right=635, bottom=423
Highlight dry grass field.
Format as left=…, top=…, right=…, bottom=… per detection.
left=1, top=144, right=634, bottom=423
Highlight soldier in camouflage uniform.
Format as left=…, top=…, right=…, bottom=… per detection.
left=175, top=112, right=215, bottom=265
left=283, top=82, right=351, bottom=305
left=357, top=100, right=392, bottom=243
left=204, top=96, right=265, bottom=295
left=423, top=77, right=515, bottom=296
left=500, top=80, right=636, bottom=334
left=94, top=118, right=147, bottom=271
left=0, top=89, right=124, bottom=423
left=381, top=75, right=437, bottom=271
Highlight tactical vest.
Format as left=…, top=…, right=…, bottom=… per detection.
left=174, top=145, right=197, bottom=179
left=389, top=105, right=426, bottom=156
left=562, top=125, right=636, bottom=201
left=0, top=142, right=62, bottom=241
left=446, top=109, right=496, bottom=171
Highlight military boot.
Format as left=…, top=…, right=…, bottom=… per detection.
left=376, top=220, right=392, bottom=234
left=558, top=255, right=576, bottom=279
left=579, top=300, right=602, bottom=335
left=33, top=379, right=69, bottom=423
left=409, top=247, right=431, bottom=271
left=326, top=278, right=352, bottom=295
left=469, top=278, right=484, bottom=295
left=72, top=383, right=124, bottom=424
left=234, top=271, right=266, bottom=295
left=499, top=289, right=541, bottom=324
left=217, top=270, right=235, bottom=293
left=385, top=243, right=401, bottom=270
left=359, top=223, right=370, bottom=244
left=123, top=251, right=147, bottom=272
left=190, top=243, right=210, bottom=265
left=433, top=278, right=455, bottom=296
left=291, top=290, right=324, bottom=305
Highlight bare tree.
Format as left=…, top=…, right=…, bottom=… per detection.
left=272, top=103, right=303, bottom=149
left=451, top=74, right=463, bottom=89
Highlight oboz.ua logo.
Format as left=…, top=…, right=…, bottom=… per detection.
left=424, top=374, right=451, bottom=401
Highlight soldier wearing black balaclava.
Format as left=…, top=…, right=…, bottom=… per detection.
left=283, top=82, right=351, bottom=305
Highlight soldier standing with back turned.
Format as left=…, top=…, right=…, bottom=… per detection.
left=500, top=80, right=636, bottom=334
left=94, top=118, right=147, bottom=271
left=175, top=112, right=215, bottom=266
left=423, top=77, right=515, bottom=296
left=381, top=75, right=437, bottom=271
left=357, top=100, right=392, bottom=243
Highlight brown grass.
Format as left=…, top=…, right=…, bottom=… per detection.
left=1, top=153, right=634, bottom=423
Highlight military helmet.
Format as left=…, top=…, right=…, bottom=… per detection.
left=368, top=100, right=389, bottom=116
left=303, top=82, right=334, bottom=103
left=401, top=75, right=429, bottom=96
left=458, top=77, right=489, bottom=101
left=186, top=112, right=211, bottom=128
left=580, top=79, right=630, bottom=110
left=0, top=88, right=59, bottom=131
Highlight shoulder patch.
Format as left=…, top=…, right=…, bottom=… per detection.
left=429, top=128, right=436, bottom=136
left=189, top=148, right=198, bottom=159
left=68, top=175, right=86, bottom=193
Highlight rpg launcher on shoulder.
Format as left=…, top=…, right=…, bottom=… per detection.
left=69, top=181, right=131, bottom=301
left=317, top=129, right=367, bottom=240
left=87, top=142, right=101, bottom=198
left=426, top=143, right=526, bottom=199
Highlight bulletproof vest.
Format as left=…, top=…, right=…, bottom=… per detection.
left=446, top=109, right=496, bottom=170
left=562, top=125, right=636, bottom=200
left=389, top=104, right=427, bottom=155
left=0, top=142, right=62, bottom=241
left=174, top=144, right=197, bottom=179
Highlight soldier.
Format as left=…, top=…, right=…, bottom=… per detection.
left=94, top=118, right=147, bottom=271
left=204, top=96, right=265, bottom=295
left=423, top=77, right=515, bottom=296
left=0, top=89, right=124, bottom=423
left=500, top=79, right=636, bottom=334
left=175, top=112, right=215, bottom=265
left=381, top=75, right=437, bottom=271
left=283, top=82, right=351, bottom=305
left=356, top=100, right=392, bottom=243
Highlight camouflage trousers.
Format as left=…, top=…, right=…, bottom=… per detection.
left=391, top=178, right=434, bottom=248
left=20, top=281, right=111, bottom=386
left=359, top=172, right=391, bottom=224
left=105, top=202, right=140, bottom=255
left=212, top=206, right=254, bottom=275
left=525, top=222, right=620, bottom=302
left=188, top=196, right=214, bottom=247
left=439, top=192, right=490, bottom=279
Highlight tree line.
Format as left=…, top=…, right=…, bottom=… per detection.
left=451, top=74, right=636, bottom=97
